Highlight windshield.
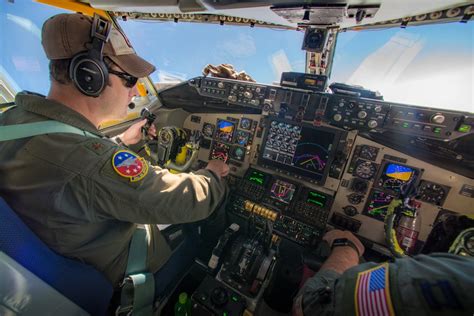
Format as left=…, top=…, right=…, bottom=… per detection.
left=330, top=23, right=473, bottom=112
left=0, top=1, right=68, bottom=98
left=118, top=20, right=305, bottom=85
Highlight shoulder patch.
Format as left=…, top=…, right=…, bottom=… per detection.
left=112, top=150, right=148, bottom=182
left=355, top=263, right=395, bottom=316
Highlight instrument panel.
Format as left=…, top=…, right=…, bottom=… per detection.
left=178, top=76, right=474, bottom=256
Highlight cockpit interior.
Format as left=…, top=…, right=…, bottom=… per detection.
left=0, top=1, right=473, bottom=315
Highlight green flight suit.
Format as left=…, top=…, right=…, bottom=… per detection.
left=0, top=92, right=227, bottom=287
left=295, top=253, right=474, bottom=316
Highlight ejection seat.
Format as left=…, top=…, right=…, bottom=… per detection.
left=0, top=196, right=113, bottom=315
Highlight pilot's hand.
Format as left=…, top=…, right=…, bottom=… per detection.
left=119, top=119, right=148, bottom=146
left=323, top=229, right=365, bottom=257
left=206, top=160, right=230, bottom=178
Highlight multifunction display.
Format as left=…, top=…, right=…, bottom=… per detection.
left=259, top=119, right=342, bottom=184
left=269, top=179, right=296, bottom=204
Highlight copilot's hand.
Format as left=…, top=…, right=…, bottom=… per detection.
left=323, top=229, right=365, bottom=257
left=206, top=160, right=230, bottom=178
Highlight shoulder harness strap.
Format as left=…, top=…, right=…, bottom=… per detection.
left=0, top=120, right=101, bottom=141
left=117, top=226, right=155, bottom=316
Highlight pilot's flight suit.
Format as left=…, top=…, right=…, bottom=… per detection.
left=0, top=92, right=227, bottom=287
left=294, top=253, right=474, bottom=316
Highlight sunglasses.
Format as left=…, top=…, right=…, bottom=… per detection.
left=108, top=69, right=138, bottom=88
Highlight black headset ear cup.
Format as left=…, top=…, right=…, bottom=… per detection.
left=69, top=53, right=109, bottom=97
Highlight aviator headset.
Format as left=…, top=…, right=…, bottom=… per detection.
left=69, top=14, right=112, bottom=97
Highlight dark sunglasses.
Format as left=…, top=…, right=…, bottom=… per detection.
left=108, top=69, right=138, bottom=88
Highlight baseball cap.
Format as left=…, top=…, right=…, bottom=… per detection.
left=41, top=13, right=155, bottom=78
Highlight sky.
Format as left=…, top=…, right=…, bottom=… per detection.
left=1, top=0, right=472, bottom=112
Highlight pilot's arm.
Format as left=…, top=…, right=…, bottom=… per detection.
left=294, top=231, right=474, bottom=316
left=84, top=139, right=228, bottom=224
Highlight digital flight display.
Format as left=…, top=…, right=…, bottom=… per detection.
left=376, top=162, right=420, bottom=194
left=269, top=179, right=296, bottom=204
left=306, top=190, right=327, bottom=208
left=209, top=142, right=230, bottom=162
left=215, top=119, right=236, bottom=143
left=363, top=189, right=396, bottom=221
left=246, top=169, right=269, bottom=187
left=259, top=119, right=343, bottom=184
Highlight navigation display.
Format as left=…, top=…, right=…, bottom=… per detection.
left=270, top=179, right=296, bottom=204
left=259, top=119, right=343, bottom=184
left=363, top=189, right=396, bottom=221
left=215, top=119, right=236, bottom=143
left=210, top=142, right=230, bottom=162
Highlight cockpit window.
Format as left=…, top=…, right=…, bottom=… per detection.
left=118, top=20, right=305, bottom=85
left=0, top=1, right=68, bottom=99
left=330, top=23, right=473, bottom=112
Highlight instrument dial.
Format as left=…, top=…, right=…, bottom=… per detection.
left=239, top=118, right=252, bottom=130
left=343, top=205, right=358, bottom=217
left=354, top=160, right=378, bottom=180
left=359, top=145, right=379, bottom=161
left=417, top=180, right=450, bottom=206
left=348, top=193, right=364, bottom=205
left=202, top=123, right=215, bottom=138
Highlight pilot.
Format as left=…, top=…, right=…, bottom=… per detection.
left=0, top=13, right=228, bottom=300
left=293, top=230, right=474, bottom=315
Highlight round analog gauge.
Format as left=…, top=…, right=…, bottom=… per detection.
left=343, top=205, right=358, bottom=217
left=359, top=145, right=379, bottom=161
left=354, top=160, right=377, bottom=179
left=236, top=130, right=251, bottom=146
left=231, top=146, right=245, bottom=161
left=348, top=193, right=364, bottom=205
left=417, top=181, right=449, bottom=205
left=240, top=118, right=252, bottom=130
left=202, top=123, right=215, bottom=138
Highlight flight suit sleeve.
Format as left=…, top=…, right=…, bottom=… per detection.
left=89, top=147, right=228, bottom=224
left=296, top=254, right=474, bottom=316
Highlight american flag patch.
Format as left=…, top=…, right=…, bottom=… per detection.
left=355, top=264, right=395, bottom=316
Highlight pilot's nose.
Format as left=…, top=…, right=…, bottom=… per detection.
left=129, top=83, right=139, bottom=98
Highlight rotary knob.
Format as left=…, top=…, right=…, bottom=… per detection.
left=358, top=111, right=368, bottom=119
left=367, top=120, right=378, bottom=128
left=228, top=95, right=237, bottom=102
left=250, top=99, right=259, bottom=106
left=243, top=91, right=253, bottom=99
left=431, top=113, right=445, bottom=124
left=217, top=82, right=224, bottom=89
left=374, top=105, right=382, bottom=112
left=333, top=114, right=342, bottom=122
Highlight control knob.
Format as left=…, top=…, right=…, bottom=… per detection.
left=357, top=111, right=368, bottom=119
left=243, top=91, right=253, bottom=99
left=333, top=114, right=342, bottom=122
left=211, top=287, right=229, bottom=307
left=250, top=99, right=259, bottom=106
left=228, top=95, right=237, bottom=102
left=367, top=120, right=378, bottom=128
left=217, top=82, right=224, bottom=89
left=431, top=113, right=445, bottom=124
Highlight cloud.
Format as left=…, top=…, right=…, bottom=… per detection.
left=219, top=33, right=257, bottom=59
left=157, top=70, right=187, bottom=83
left=269, top=50, right=292, bottom=83
left=7, top=14, right=41, bottom=39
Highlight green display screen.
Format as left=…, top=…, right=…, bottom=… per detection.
left=247, top=170, right=267, bottom=186
left=306, top=191, right=326, bottom=207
